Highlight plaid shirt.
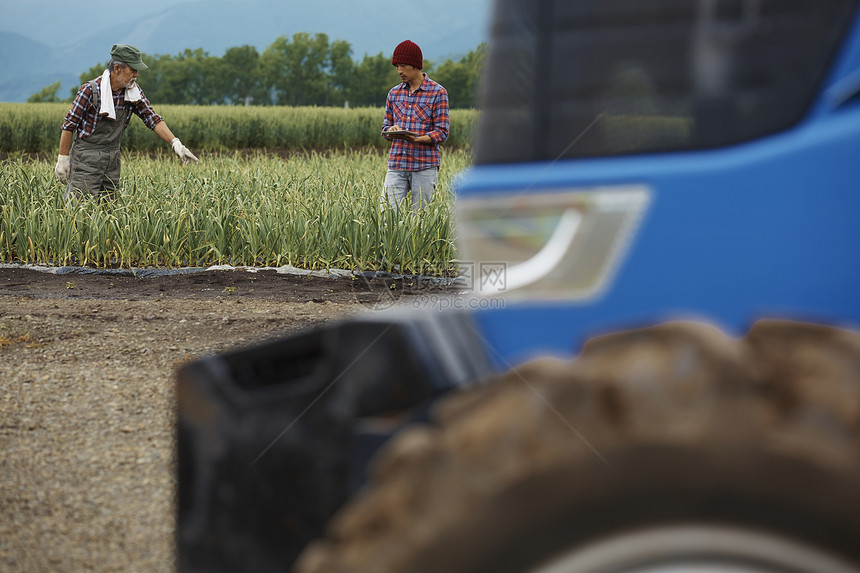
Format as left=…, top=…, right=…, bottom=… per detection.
left=381, top=74, right=449, bottom=170
left=61, top=78, right=162, bottom=139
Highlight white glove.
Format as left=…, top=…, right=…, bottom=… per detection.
left=171, top=138, right=198, bottom=165
left=55, top=154, right=70, bottom=183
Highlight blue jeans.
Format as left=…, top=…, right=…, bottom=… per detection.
left=383, top=168, right=439, bottom=211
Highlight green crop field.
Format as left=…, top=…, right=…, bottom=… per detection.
left=1, top=147, right=472, bottom=276
left=1, top=103, right=479, bottom=275
left=0, top=103, right=478, bottom=153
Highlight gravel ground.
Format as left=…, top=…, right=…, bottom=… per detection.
left=0, top=266, right=457, bottom=572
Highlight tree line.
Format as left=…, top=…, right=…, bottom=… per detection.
left=29, top=33, right=487, bottom=109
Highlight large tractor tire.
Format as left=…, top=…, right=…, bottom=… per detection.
left=294, top=320, right=860, bottom=573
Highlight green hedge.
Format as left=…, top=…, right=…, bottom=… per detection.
left=0, top=103, right=478, bottom=153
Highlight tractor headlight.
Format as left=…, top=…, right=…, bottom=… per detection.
left=455, top=186, right=650, bottom=301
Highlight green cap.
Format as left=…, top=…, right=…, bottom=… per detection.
left=110, top=44, right=148, bottom=70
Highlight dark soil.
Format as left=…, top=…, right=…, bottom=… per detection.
left=0, top=265, right=459, bottom=305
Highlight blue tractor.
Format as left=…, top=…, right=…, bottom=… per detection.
left=178, top=1, right=860, bottom=571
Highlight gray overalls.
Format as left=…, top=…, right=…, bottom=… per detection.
left=65, top=80, right=129, bottom=202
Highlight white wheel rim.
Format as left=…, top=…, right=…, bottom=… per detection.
left=528, top=525, right=860, bottom=573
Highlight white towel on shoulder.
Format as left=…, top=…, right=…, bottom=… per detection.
left=98, top=69, right=142, bottom=121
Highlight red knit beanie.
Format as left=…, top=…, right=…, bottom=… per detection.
left=392, top=40, right=423, bottom=69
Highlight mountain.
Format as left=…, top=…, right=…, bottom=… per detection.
left=0, top=32, right=78, bottom=102
left=0, top=0, right=492, bottom=102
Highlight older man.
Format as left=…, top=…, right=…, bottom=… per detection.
left=55, top=43, right=197, bottom=202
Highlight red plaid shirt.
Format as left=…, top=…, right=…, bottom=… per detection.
left=381, top=74, right=449, bottom=170
left=61, top=77, right=162, bottom=139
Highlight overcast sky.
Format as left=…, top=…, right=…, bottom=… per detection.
left=0, top=0, right=493, bottom=57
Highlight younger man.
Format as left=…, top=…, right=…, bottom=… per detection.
left=381, top=40, right=449, bottom=211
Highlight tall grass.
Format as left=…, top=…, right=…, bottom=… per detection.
left=0, top=149, right=470, bottom=275
left=0, top=103, right=478, bottom=153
